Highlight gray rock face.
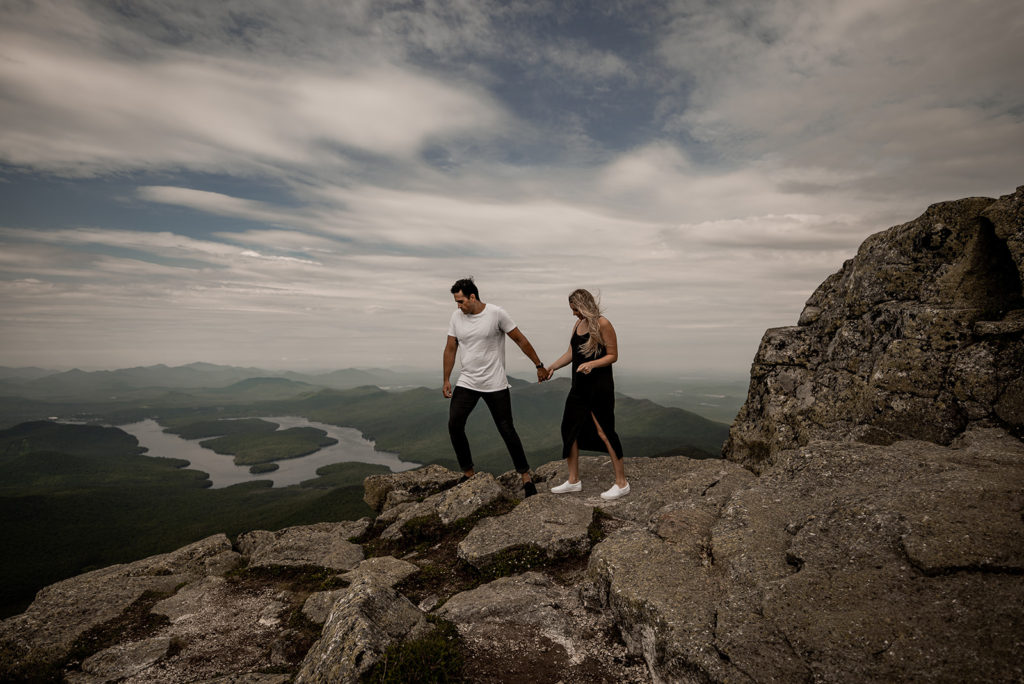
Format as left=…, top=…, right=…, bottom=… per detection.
left=294, top=580, right=428, bottom=683
left=433, top=472, right=507, bottom=524
left=340, top=555, right=420, bottom=587
left=379, top=472, right=507, bottom=541
left=140, top=575, right=299, bottom=682
left=583, top=457, right=753, bottom=682
left=727, top=187, right=1024, bottom=472
left=238, top=522, right=365, bottom=571
left=458, top=494, right=594, bottom=570
left=439, top=571, right=578, bottom=627
left=439, top=572, right=648, bottom=681
left=194, top=676, right=291, bottom=684
left=588, top=427, right=1024, bottom=682
left=0, top=534, right=234, bottom=675
left=302, top=556, right=419, bottom=625
left=363, top=463, right=461, bottom=512
left=65, top=636, right=172, bottom=684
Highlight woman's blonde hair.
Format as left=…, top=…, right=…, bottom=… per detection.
left=569, top=288, right=604, bottom=358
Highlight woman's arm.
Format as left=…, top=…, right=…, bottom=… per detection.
left=577, top=318, right=618, bottom=373
left=546, top=346, right=573, bottom=377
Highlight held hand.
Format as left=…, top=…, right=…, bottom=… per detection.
left=543, top=366, right=555, bottom=381
left=443, top=380, right=453, bottom=398
left=535, top=366, right=547, bottom=383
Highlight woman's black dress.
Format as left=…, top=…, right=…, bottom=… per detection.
left=560, top=328, right=624, bottom=460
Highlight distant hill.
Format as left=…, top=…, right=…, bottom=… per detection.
left=0, top=420, right=146, bottom=459
left=0, top=366, right=56, bottom=382
left=200, top=377, right=321, bottom=401
left=0, top=363, right=435, bottom=403
left=243, top=377, right=730, bottom=474
left=0, top=365, right=731, bottom=468
left=3, top=364, right=279, bottom=399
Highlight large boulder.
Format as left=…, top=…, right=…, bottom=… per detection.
left=0, top=534, right=235, bottom=676
left=588, top=427, right=1024, bottom=682
left=294, top=579, right=429, bottom=683
left=438, top=572, right=647, bottom=682
left=64, top=636, right=173, bottom=684
left=982, top=184, right=1024, bottom=293
left=135, top=575, right=300, bottom=682
left=458, top=494, right=594, bottom=570
left=301, top=556, right=419, bottom=626
left=378, top=472, right=508, bottom=542
left=727, top=187, right=1024, bottom=472
left=237, top=522, right=365, bottom=571
left=362, top=464, right=462, bottom=512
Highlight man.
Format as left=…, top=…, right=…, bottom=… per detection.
left=443, top=277, right=545, bottom=497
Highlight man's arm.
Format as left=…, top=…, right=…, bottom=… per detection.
left=443, top=335, right=458, bottom=397
left=506, top=327, right=546, bottom=382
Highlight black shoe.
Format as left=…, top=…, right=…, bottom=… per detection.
left=457, top=475, right=470, bottom=484
left=523, top=481, right=537, bottom=497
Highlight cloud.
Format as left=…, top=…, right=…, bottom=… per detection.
left=0, top=1, right=1020, bottom=375
left=307, top=183, right=661, bottom=253
left=673, top=213, right=867, bottom=251
left=0, top=3, right=506, bottom=176
left=656, top=0, right=1024, bottom=200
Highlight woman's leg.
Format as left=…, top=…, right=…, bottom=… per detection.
left=591, top=413, right=627, bottom=487
left=567, top=440, right=580, bottom=483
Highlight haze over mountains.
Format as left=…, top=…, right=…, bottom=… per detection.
left=0, top=363, right=435, bottom=398
left=0, top=362, right=746, bottom=424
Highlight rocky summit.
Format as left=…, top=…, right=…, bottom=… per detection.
left=2, top=188, right=1023, bottom=683
left=726, top=185, right=1024, bottom=473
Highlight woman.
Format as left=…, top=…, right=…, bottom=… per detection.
left=544, top=288, right=629, bottom=500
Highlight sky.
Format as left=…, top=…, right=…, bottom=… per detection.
left=1, top=0, right=1022, bottom=378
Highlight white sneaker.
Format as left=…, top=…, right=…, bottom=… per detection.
left=550, top=480, right=582, bottom=494
left=600, top=482, right=630, bottom=500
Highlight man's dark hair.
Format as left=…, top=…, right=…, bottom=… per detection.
left=451, top=277, right=479, bottom=299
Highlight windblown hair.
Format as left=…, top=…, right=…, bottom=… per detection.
left=451, top=277, right=479, bottom=299
left=569, top=288, right=604, bottom=358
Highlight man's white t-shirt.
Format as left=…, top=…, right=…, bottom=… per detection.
left=448, top=303, right=517, bottom=392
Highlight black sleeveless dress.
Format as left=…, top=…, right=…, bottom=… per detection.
left=560, top=328, right=624, bottom=460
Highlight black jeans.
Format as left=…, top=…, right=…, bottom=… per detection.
left=448, top=386, right=530, bottom=474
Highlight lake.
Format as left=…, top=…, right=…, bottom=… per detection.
left=119, top=416, right=420, bottom=488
